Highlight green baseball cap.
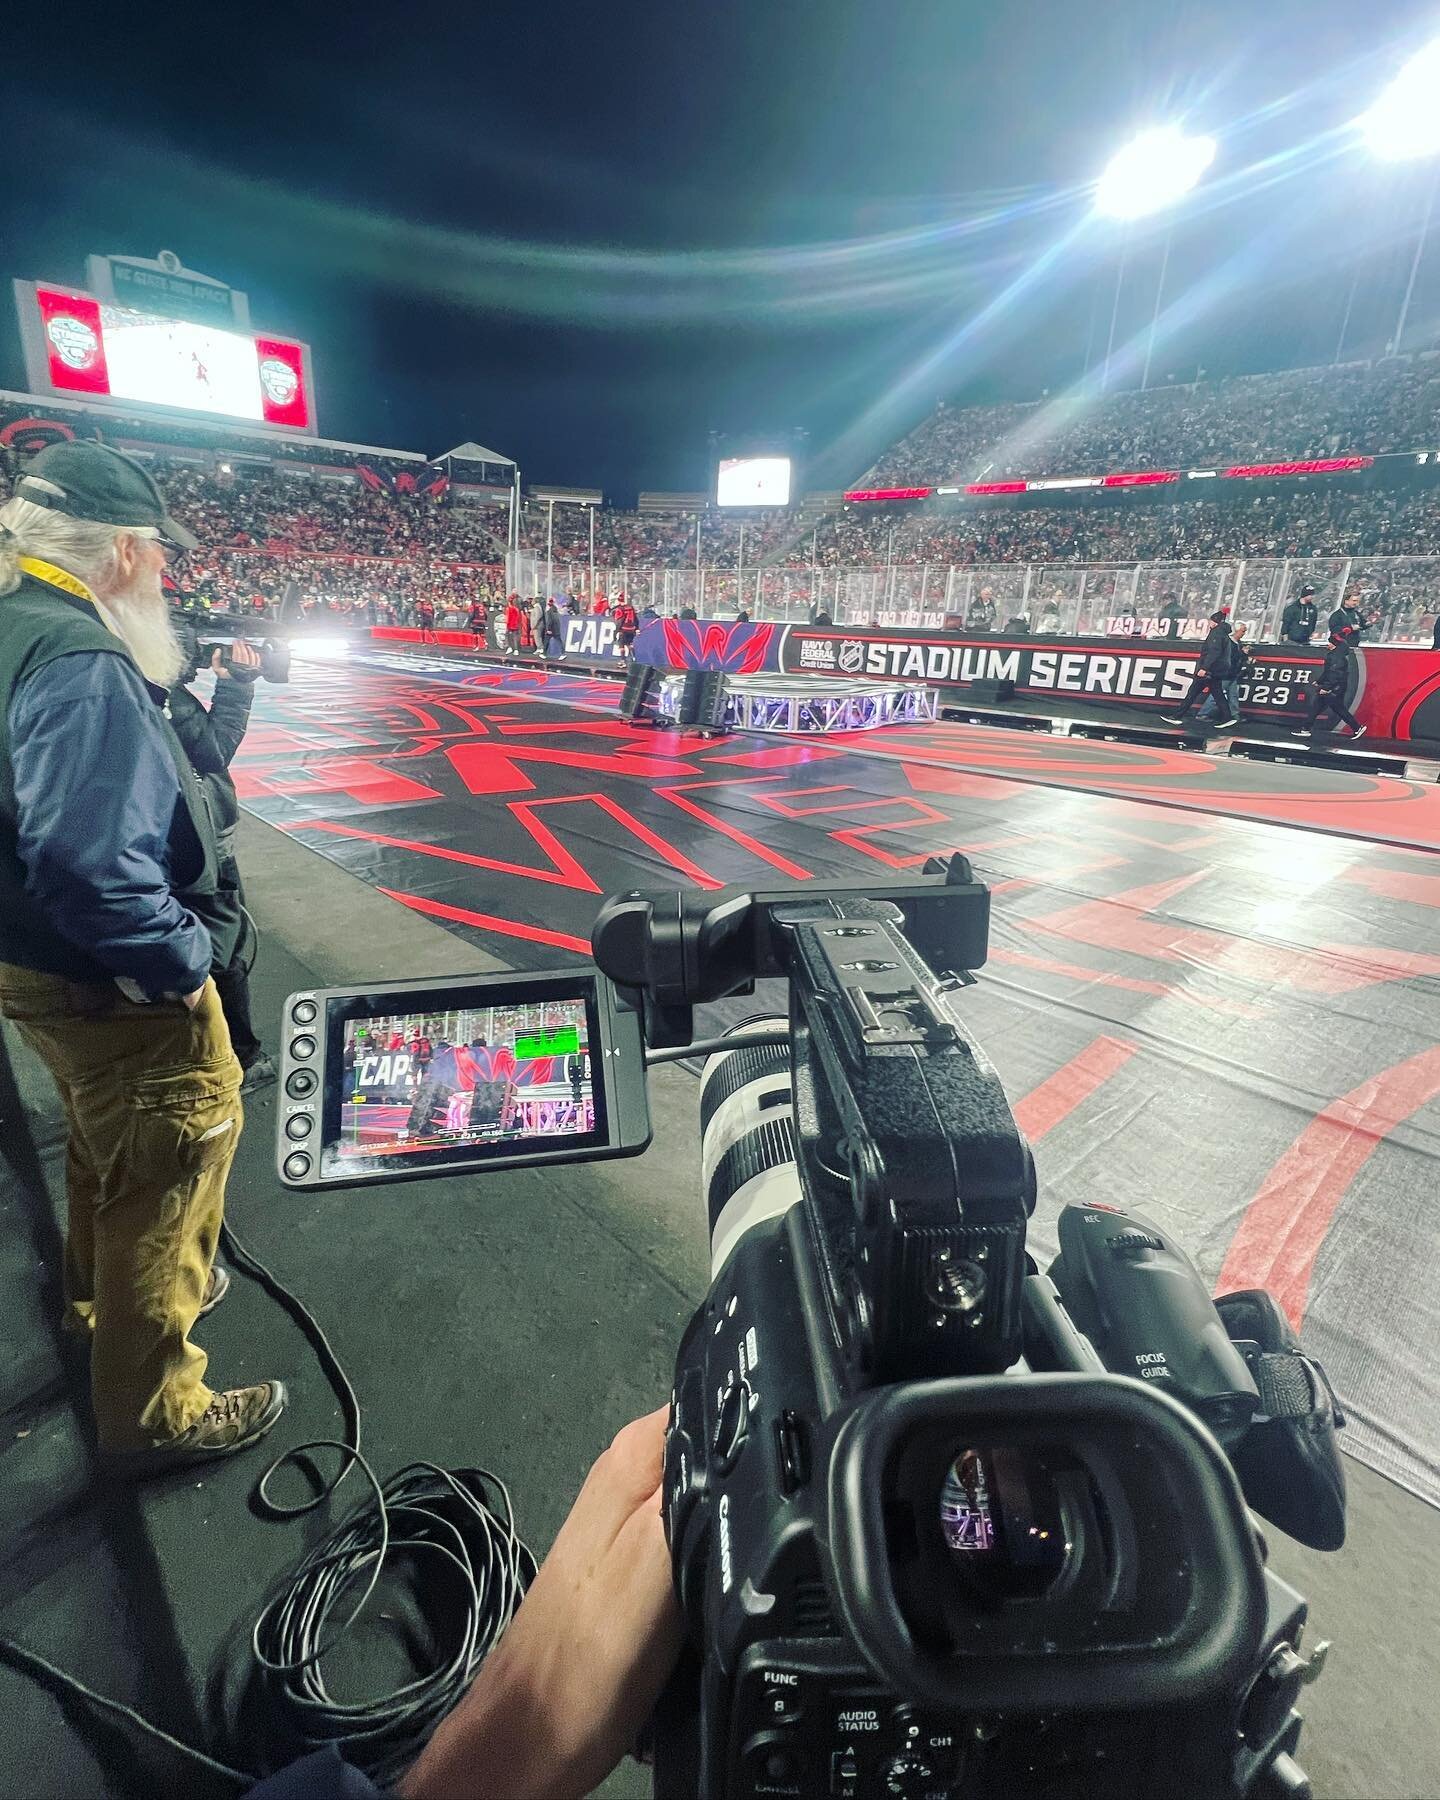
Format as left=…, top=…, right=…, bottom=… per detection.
left=14, top=440, right=199, bottom=550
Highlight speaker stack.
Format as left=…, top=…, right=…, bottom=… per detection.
left=679, top=670, right=729, bottom=733
left=619, top=663, right=660, bottom=723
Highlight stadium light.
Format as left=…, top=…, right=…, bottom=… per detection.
left=1094, top=127, right=1217, bottom=221
left=1358, top=37, right=1440, bottom=161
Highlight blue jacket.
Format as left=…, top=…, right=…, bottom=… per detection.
left=8, top=650, right=212, bottom=996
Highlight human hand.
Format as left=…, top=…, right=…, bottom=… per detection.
left=399, top=1406, right=681, bottom=1800
left=181, top=985, right=206, bottom=1011
left=212, top=639, right=263, bottom=679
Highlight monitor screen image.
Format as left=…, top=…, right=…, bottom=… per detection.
left=336, top=997, right=595, bottom=1164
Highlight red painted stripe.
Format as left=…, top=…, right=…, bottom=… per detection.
left=656, top=790, right=814, bottom=881
left=377, top=888, right=592, bottom=955
left=1217, top=1045, right=1440, bottom=1325
left=1343, top=864, right=1440, bottom=908
left=521, top=793, right=726, bottom=890
left=293, top=817, right=601, bottom=890
left=1012, top=1037, right=1138, bottom=1141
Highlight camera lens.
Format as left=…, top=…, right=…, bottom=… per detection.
left=939, top=1447, right=1069, bottom=1600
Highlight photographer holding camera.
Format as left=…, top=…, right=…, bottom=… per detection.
left=168, top=625, right=276, bottom=1092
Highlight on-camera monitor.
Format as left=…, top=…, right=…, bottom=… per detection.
left=716, top=455, right=792, bottom=507
left=332, top=993, right=600, bottom=1173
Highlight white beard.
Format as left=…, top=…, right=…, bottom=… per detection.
left=97, top=574, right=185, bottom=687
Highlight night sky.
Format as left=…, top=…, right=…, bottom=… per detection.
left=2, top=2, right=1436, bottom=496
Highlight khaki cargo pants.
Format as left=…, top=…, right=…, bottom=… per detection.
left=0, top=965, right=243, bottom=1451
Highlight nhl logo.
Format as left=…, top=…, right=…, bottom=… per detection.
left=45, top=314, right=100, bottom=371
left=259, top=356, right=299, bottom=406
left=838, top=638, right=865, bottom=675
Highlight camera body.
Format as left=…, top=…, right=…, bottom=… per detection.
left=659, top=1203, right=1314, bottom=1800
left=600, top=879, right=1306, bottom=1800
left=280, top=859, right=1341, bottom=1799
left=174, top=608, right=292, bottom=684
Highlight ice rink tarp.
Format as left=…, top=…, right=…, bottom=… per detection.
left=234, top=656, right=1440, bottom=1510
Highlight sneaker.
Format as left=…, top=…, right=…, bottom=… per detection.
left=1348, top=725, right=1367, bottom=740
left=240, top=1054, right=277, bottom=1096
left=1161, top=715, right=1187, bottom=725
left=1294, top=729, right=1313, bottom=738
left=197, top=1264, right=230, bottom=1318
left=1216, top=716, right=1241, bottom=729
left=104, top=1381, right=287, bottom=1475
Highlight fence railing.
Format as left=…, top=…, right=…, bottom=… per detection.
left=516, top=554, right=1440, bottom=645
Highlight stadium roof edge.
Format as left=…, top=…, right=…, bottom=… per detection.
left=437, top=440, right=515, bottom=466
left=0, top=389, right=428, bottom=462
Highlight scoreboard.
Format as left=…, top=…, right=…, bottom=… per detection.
left=13, top=278, right=315, bottom=435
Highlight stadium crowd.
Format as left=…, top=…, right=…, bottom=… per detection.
left=158, top=462, right=508, bottom=561
left=517, top=502, right=798, bottom=566
left=4, top=356, right=1440, bottom=624
left=793, top=484, right=1440, bottom=570
left=865, top=354, right=1440, bottom=485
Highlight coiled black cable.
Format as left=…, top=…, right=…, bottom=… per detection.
left=249, top=1452, right=536, bottom=1789
left=2, top=1218, right=536, bottom=1793
left=226, top=1217, right=538, bottom=1788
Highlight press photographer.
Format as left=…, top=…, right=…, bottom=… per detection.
left=168, top=622, right=276, bottom=1093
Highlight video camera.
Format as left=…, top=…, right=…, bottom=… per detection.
left=275, top=860, right=1344, bottom=1799
left=174, top=608, right=292, bottom=684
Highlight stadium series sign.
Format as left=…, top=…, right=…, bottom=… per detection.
left=777, top=626, right=1323, bottom=717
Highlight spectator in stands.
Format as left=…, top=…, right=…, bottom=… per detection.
left=1297, top=629, right=1366, bottom=738
left=1282, top=584, right=1320, bottom=644
left=544, top=597, right=564, bottom=657
left=966, top=585, right=998, bottom=632
left=1034, top=598, right=1064, bottom=633
left=810, top=604, right=834, bottom=626
left=1164, top=612, right=1237, bottom=728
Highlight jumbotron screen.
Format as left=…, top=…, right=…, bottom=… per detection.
left=716, top=454, right=792, bottom=507
left=15, top=281, right=314, bottom=432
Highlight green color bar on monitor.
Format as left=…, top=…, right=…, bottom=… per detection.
left=514, top=1025, right=581, bottom=1060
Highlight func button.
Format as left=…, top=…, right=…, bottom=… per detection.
left=282, top=1152, right=312, bottom=1181
left=290, top=999, right=318, bottom=1025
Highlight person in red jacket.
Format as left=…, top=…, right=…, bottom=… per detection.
left=612, top=596, right=639, bottom=659
left=591, top=593, right=610, bottom=617
left=414, top=597, right=437, bottom=640
left=504, top=594, right=525, bottom=655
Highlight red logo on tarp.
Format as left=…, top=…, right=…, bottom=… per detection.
left=659, top=619, right=774, bottom=674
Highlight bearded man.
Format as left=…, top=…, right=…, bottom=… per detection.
left=0, top=441, right=285, bottom=1472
